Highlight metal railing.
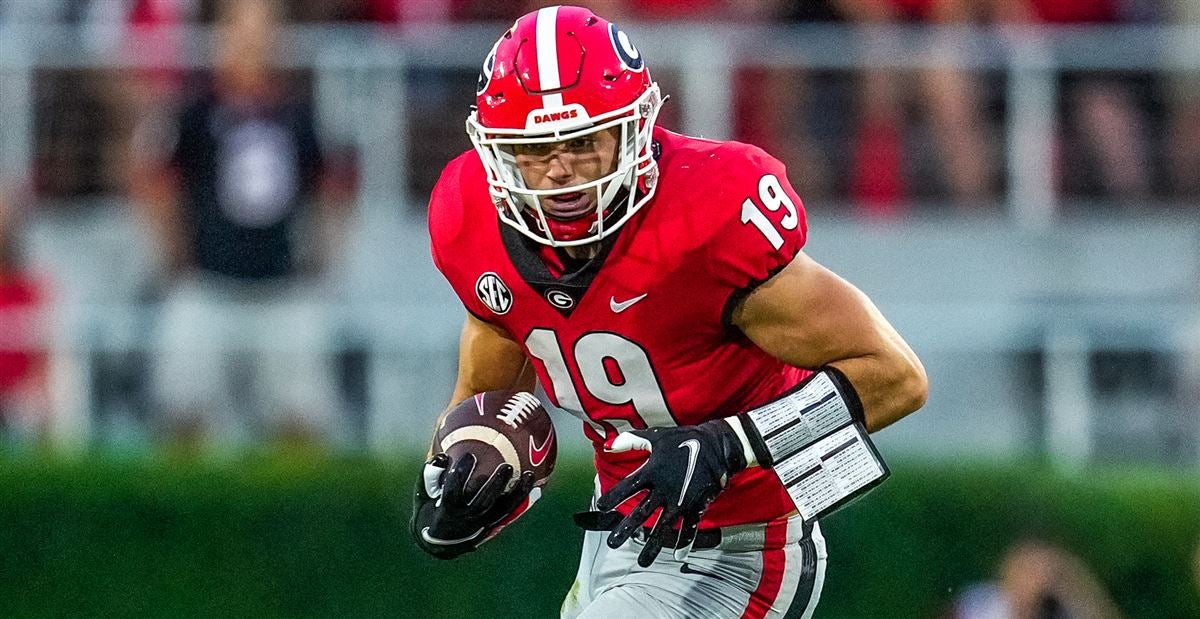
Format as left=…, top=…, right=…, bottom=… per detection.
left=0, top=23, right=1196, bottom=464
left=4, top=23, right=1200, bottom=216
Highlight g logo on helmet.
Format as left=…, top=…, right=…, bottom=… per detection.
left=608, top=23, right=643, bottom=72
left=477, top=37, right=502, bottom=96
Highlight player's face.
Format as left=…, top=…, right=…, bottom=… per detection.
left=510, top=127, right=620, bottom=221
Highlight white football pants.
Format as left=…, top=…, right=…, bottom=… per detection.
left=561, top=483, right=827, bottom=619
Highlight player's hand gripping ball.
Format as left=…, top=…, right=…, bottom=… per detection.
left=411, top=391, right=556, bottom=559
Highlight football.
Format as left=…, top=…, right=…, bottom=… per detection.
left=435, top=390, right=557, bottom=494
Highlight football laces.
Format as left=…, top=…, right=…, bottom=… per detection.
left=496, top=392, right=541, bottom=429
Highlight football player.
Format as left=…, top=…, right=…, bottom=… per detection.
left=413, top=6, right=928, bottom=618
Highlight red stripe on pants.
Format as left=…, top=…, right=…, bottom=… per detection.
left=740, top=521, right=788, bottom=619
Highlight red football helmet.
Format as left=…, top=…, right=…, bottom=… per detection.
left=466, top=5, right=664, bottom=247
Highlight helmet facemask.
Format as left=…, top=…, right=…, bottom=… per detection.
left=467, top=84, right=662, bottom=248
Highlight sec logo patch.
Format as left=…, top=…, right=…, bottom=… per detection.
left=476, top=272, right=513, bottom=315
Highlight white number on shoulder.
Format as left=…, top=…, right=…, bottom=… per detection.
left=740, top=173, right=799, bottom=250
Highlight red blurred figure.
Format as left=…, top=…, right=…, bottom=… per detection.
left=839, top=0, right=996, bottom=215
left=358, top=0, right=523, bottom=24
left=0, top=190, right=49, bottom=439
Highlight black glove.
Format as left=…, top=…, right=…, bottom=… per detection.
left=591, top=420, right=748, bottom=567
left=411, top=452, right=537, bottom=560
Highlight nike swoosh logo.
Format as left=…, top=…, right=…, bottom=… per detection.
left=680, top=563, right=726, bottom=582
left=610, top=293, right=648, bottom=313
left=529, top=429, right=555, bottom=467
left=678, top=439, right=700, bottom=506
left=421, top=526, right=485, bottom=546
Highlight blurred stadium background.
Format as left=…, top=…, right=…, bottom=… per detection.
left=0, top=0, right=1198, bottom=617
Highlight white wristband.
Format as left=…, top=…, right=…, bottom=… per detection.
left=724, top=416, right=759, bottom=467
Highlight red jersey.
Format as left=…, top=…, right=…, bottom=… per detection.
left=0, top=273, right=44, bottom=393
left=429, top=127, right=813, bottom=528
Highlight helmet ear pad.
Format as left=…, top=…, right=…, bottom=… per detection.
left=466, top=5, right=664, bottom=248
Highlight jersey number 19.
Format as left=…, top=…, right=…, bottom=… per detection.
left=740, top=174, right=799, bottom=250
left=525, top=329, right=675, bottom=438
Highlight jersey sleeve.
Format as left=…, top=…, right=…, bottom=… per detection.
left=427, top=153, right=495, bottom=323
left=427, top=159, right=460, bottom=278
left=701, top=143, right=809, bottom=311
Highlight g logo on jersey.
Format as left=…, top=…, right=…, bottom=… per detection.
left=476, top=272, right=513, bottom=315
left=608, top=23, right=643, bottom=72
left=545, top=289, right=574, bottom=309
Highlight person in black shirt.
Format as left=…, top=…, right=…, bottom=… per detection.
left=135, top=0, right=344, bottom=445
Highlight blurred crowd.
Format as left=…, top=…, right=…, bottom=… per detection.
left=1, top=0, right=1199, bottom=446
left=5, top=0, right=1200, bottom=211
left=7, top=0, right=1200, bottom=212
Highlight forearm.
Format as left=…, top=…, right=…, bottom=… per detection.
left=816, top=283, right=928, bottom=431
left=446, top=319, right=535, bottom=407
left=732, top=253, right=928, bottom=433
left=828, top=350, right=926, bottom=432
left=430, top=314, right=535, bottom=455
